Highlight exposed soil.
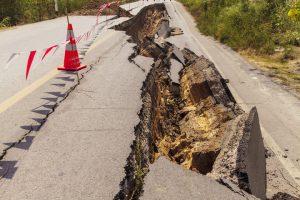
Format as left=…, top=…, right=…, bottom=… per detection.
left=112, top=3, right=299, bottom=200
left=271, top=192, right=300, bottom=200
left=71, top=0, right=132, bottom=17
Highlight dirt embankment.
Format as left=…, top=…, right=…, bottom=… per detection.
left=113, top=3, right=299, bottom=200
left=71, top=0, right=132, bottom=17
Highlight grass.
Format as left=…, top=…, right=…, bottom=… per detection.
left=240, top=47, right=300, bottom=96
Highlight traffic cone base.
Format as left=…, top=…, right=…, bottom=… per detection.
left=58, top=23, right=86, bottom=71
left=57, top=64, right=87, bottom=71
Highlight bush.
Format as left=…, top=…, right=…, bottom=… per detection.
left=281, top=46, right=295, bottom=61
left=180, top=0, right=300, bottom=54
left=1, top=16, right=12, bottom=27
left=0, top=0, right=90, bottom=25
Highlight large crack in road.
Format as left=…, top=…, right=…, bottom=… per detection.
left=113, top=3, right=268, bottom=200
left=0, top=2, right=298, bottom=200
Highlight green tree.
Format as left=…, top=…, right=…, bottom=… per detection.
left=0, top=0, right=90, bottom=26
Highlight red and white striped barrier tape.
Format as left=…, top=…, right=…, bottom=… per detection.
left=0, top=1, right=117, bottom=79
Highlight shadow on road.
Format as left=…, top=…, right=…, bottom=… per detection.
left=0, top=71, right=78, bottom=179
left=0, top=161, right=18, bottom=179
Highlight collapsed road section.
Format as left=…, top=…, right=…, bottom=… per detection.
left=113, top=3, right=268, bottom=200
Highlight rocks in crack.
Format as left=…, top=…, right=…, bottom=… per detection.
left=114, top=4, right=168, bottom=42
left=170, top=27, right=183, bottom=36
left=271, top=192, right=300, bottom=200
left=139, top=37, right=164, bottom=58
left=146, top=51, right=266, bottom=199
left=114, top=4, right=173, bottom=59
left=159, top=55, right=243, bottom=175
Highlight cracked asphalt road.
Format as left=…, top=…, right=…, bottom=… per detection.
left=0, top=0, right=299, bottom=199
left=0, top=9, right=252, bottom=199
left=0, top=30, right=147, bottom=199
left=0, top=15, right=118, bottom=158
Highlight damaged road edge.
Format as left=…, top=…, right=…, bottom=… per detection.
left=113, top=3, right=268, bottom=200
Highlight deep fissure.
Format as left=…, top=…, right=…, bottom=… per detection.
left=114, top=3, right=267, bottom=200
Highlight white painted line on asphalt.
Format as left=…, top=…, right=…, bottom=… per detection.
left=0, top=69, right=60, bottom=114
left=261, top=126, right=300, bottom=185
left=229, top=83, right=300, bottom=186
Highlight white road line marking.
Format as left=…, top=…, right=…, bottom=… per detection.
left=229, top=83, right=300, bottom=186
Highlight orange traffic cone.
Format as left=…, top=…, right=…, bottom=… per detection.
left=58, top=23, right=86, bottom=71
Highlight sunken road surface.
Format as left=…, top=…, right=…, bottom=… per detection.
left=0, top=1, right=299, bottom=200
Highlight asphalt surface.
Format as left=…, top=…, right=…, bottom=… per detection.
left=0, top=16, right=97, bottom=102
left=0, top=0, right=299, bottom=199
left=0, top=3, right=255, bottom=198
left=0, top=15, right=118, bottom=156
left=0, top=29, right=145, bottom=199
left=142, top=157, right=256, bottom=200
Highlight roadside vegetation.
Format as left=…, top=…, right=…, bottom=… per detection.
left=0, top=0, right=92, bottom=27
left=180, top=0, right=300, bottom=96
left=0, top=0, right=134, bottom=28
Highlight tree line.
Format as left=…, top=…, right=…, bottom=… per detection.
left=0, top=0, right=89, bottom=27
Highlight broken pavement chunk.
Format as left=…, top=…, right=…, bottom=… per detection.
left=170, top=26, right=184, bottom=36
